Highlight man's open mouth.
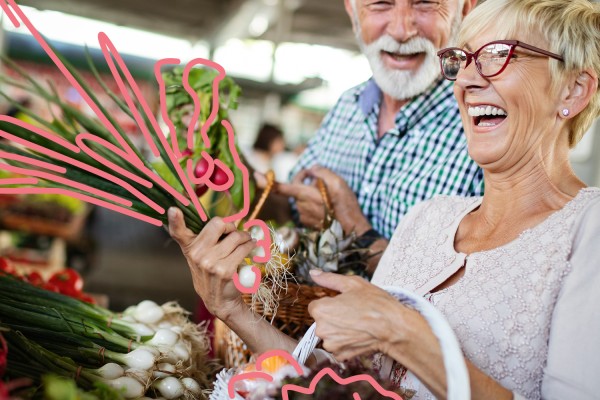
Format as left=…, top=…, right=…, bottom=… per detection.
left=382, top=50, right=423, bottom=61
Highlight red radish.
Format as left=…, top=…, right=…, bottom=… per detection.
left=181, top=148, right=193, bottom=158
left=195, top=184, right=208, bottom=197
left=210, top=166, right=229, bottom=186
left=193, top=158, right=211, bottom=179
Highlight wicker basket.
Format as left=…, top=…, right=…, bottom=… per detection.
left=213, top=282, right=337, bottom=368
left=210, top=286, right=471, bottom=400
left=212, top=173, right=339, bottom=367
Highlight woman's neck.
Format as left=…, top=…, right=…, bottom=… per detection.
left=455, top=158, right=585, bottom=254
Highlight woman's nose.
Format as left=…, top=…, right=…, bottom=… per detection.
left=455, top=60, right=488, bottom=90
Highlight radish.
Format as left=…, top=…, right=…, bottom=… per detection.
left=195, top=184, right=208, bottom=197
left=194, top=158, right=211, bottom=179
left=210, top=165, right=229, bottom=186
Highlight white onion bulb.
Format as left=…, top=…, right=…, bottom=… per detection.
left=249, top=226, right=265, bottom=241
left=134, top=300, right=165, bottom=324
left=106, top=376, right=144, bottom=399
left=125, top=368, right=151, bottom=384
left=238, top=265, right=257, bottom=288
left=153, top=363, right=176, bottom=378
left=122, top=348, right=156, bottom=370
left=155, top=377, right=184, bottom=399
left=147, top=328, right=179, bottom=347
left=172, top=341, right=190, bottom=362
left=96, top=363, right=124, bottom=379
left=181, top=377, right=201, bottom=395
left=130, top=323, right=155, bottom=337
left=250, top=245, right=266, bottom=259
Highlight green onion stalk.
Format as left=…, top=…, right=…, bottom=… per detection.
left=0, top=40, right=253, bottom=234
left=0, top=275, right=213, bottom=399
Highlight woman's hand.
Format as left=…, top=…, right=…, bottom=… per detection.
left=167, top=208, right=256, bottom=322
left=307, top=270, right=430, bottom=362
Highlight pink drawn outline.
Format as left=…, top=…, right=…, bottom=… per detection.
left=227, top=349, right=403, bottom=400
left=0, top=0, right=194, bottom=210
left=190, top=152, right=215, bottom=186
left=243, top=219, right=272, bottom=263
left=0, top=3, right=406, bottom=397
left=0, top=118, right=163, bottom=213
left=280, top=367, right=404, bottom=400
left=0, top=0, right=267, bottom=293
left=232, top=265, right=262, bottom=294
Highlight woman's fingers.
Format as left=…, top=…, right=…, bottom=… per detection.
left=225, top=239, right=258, bottom=265
left=167, top=208, right=194, bottom=242
left=216, top=230, right=254, bottom=258
left=195, top=216, right=237, bottom=246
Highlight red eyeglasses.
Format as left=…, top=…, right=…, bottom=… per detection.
left=437, top=40, right=564, bottom=81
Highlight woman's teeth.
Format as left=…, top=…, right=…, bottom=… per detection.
left=468, top=105, right=507, bottom=117
left=468, top=105, right=508, bottom=127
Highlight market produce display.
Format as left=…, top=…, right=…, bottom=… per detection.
left=0, top=32, right=254, bottom=235
left=0, top=256, right=94, bottom=303
left=0, top=274, right=214, bottom=399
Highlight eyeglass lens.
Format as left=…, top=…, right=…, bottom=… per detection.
left=441, top=43, right=513, bottom=80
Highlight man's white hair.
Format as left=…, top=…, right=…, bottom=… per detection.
left=349, top=0, right=466, bottom=42
left=349, top=0, right=465, bottom=99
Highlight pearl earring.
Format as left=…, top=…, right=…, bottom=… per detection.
left=562, top=109, right=570, bottom=117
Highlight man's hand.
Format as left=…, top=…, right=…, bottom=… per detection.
left=255, top=170, right=328, bottom=230
left=306, top=166, right=371, bottom=236
left=256, top=166, right=371, bottom=235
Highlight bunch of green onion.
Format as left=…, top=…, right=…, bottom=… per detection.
left=0, top=40, right=249, bottom=234
left=0, top=275, right=213, bottom=399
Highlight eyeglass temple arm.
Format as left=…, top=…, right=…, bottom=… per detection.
left=515, top=41, right=564, bottom=61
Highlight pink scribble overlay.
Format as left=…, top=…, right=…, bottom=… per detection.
left=227, top=349, right=404, bottom=400
left=232, top=265, right=262, bottom=294
left=0, top=0, right=270, bottom=293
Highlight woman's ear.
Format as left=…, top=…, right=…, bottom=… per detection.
left=560, top=69, right=598, bottom=119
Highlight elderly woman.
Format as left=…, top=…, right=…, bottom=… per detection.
left=168, top=0, right=600, bottom=398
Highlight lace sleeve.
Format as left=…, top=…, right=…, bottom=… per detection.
left=542, top=196, right=600, bottom=399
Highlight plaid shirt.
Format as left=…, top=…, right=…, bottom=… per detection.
left=291, top=77, right=484, bottom=239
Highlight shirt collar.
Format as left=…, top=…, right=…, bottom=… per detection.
left=355, top=76, right=456, bottom=134
left=398, top=77, right=454, bottom=133
left=357, top=78, right=381, bottom=116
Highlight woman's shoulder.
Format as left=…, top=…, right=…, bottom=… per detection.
left=570, top=187, right=600, bottom=248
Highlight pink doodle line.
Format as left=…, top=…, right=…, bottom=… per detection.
left=0, top=0, right=192, bottom=210
left=227, top=349, right=404, bottom=400
left=280, top=367, right=404, bottom=400
left=0, top=0, right=269, bottom=291
left=0, top=3, right=405, bottom=398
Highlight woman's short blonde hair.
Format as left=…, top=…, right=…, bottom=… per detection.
left=459, top=0, right=600, bottom=147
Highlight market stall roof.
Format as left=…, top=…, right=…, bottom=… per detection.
left=16, top=0, right=359, bottom=51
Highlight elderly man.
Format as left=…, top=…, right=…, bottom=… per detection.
left=268, top=0, right=483, bottom=272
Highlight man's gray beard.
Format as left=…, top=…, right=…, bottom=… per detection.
left=358, top=34, right=440, bottom=101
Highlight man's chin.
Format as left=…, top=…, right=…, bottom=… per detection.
left=373, top=69, right=434, bottom=100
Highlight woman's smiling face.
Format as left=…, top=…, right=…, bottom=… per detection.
left=453, top=30, right=564, bottom=173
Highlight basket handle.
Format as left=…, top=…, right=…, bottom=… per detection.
left=291, top=286, right=470, bottom=400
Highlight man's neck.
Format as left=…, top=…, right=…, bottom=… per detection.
left=377, top=93, right=408, bottom=139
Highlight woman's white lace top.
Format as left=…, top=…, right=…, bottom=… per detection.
left=371, top=188, right=600, bottom=399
